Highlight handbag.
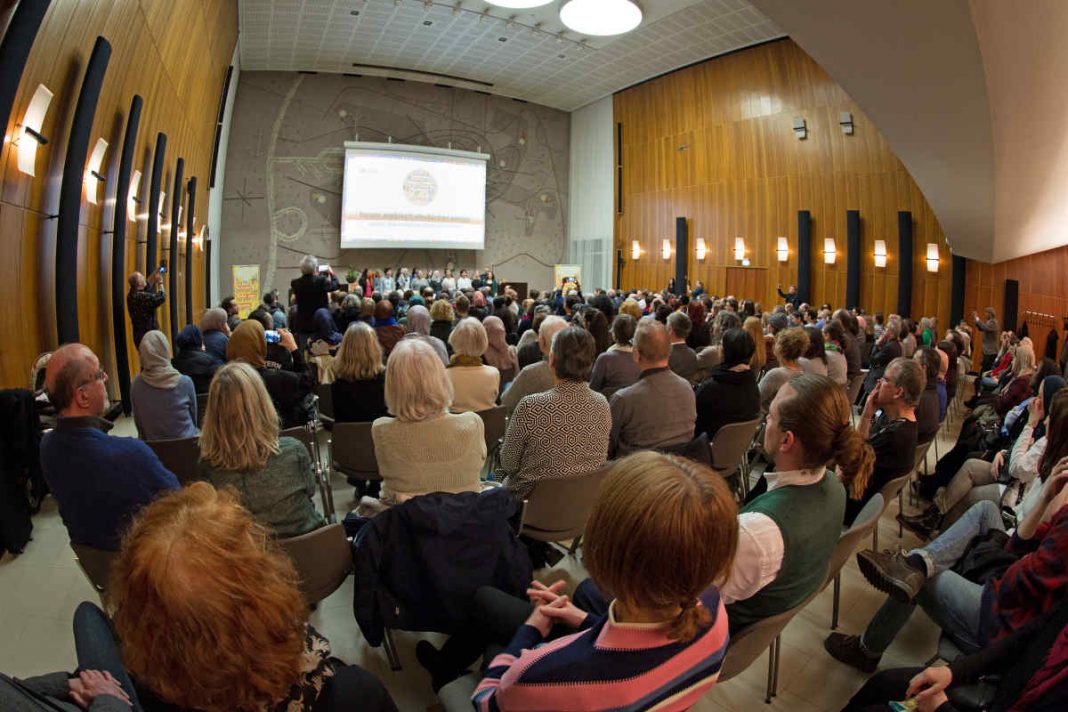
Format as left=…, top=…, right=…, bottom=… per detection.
left=952, top=529, right=1016, bottom=585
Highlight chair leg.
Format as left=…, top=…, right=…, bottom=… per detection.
left=568, top=534, right=583, bottom=556
left=872, top=524, right=879, bottom=552
left=765, top=638, right=775, bottom=704
left=898, top=488, right=904, bottom=539
left=382, top=627, right=402, bottom=671
left=832, top=573, right=841, bottom=630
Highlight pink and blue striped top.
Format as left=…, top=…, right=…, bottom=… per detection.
left=472, top=587, right=730, bottom=711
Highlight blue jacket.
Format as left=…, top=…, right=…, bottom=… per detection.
left=41, top=417, right=179, bottom=550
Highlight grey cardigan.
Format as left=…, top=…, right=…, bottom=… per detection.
left=609, top=367, right=696, bottom=457
left=589, top=347, right=641, bottom=400
left=0, top=672, right=127, bottom=711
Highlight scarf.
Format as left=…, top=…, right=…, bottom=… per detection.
left=449, top=354, right=484, bottom=368
left=139, top=330, right=182, bottom=389
left=176, top=324, right=203, bottom=351
left=482, top=316, right=517, bottom=373
left=200, top=307, right=229, bottom=334
left=406, top=305, right=431, bottom=336
left=314, top=308, right=342, bottom=345
left=226, top=320, right=267, bottom=369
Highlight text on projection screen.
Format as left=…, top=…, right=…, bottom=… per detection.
left=341, top=146, right=487, bottom=250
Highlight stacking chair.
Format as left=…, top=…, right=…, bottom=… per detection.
left=847, top=370, right=868, bottom=424
left=719, top=571, right=827, bottom=703
left=277, top=523, right=351, bottom=605
left=477, top=405, right=507, bottom=471
left=281, top=425, right=336, bottom=522
left=709, top=417, right=761, bottom=498
left=658, top=432, right=711, bottom=466
left=824, top=494, right=885, bottom=629
left=330, top=422, right=382, bottom=491
left=71, top=543, right=118, bottom=606
left=146, top=436, right=201, bottom=485
left=316, top=381, right=335, bottom=430
left=874, top=448, right=923, bottom=550
left=519, top=464, right=611, bottom=556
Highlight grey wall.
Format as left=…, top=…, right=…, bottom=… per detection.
left=220, top=72, right=569, bottom=295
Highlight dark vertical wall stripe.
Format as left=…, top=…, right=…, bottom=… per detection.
left=0, top=0, right=51, bottom=140
left=144, top=132, right=167, bottom=270
left=845, top=210, right=861, bottom=309
left=111, top=94, right=142, bottom=415
left=204, top=238, right=212, bottom=308
left=185, top=176, right=197, bottom=324
left=950, top=255, right=966, bottom=327
left=208, top=65, right=233, bottom=188
left=674, top=216, right=687, bottom=295
left=897, top=211, right=914, bottom=317
left=168, top=157, right=184, bottom=343
left=1004, top=280, right=1019, bottom=333
left=797, top=210, right=812, bottom=303
left=56, top=36, right=111, bottom=344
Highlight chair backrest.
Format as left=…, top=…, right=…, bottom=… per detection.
left=477, top=405, right=507, bottom=451
left=277, top=523, right=351, bottom=605
left=846, top=371, right=867, bottom=403
left=70, top=542, right=118, bottom=599
left=719, top=572, right=826, bottom=682
left=280, top=426, right=316, bottom=461
left=195, top=392, right=208, bottom=427
left=709, top=418, right=761, bottom=474
left=316, top=381, right=334, bottom=423
left=878, top=470, right=913, bottom=503
left=913, top=440, right=933, bottom=472
left=146, top=436, right=201, bottom=485
left=520, top=464, right=612, bottom=542
left=658, top=432, right=711, bottom=466
left=825, top=494, right=884, bottom=588
left=330, top=422, right=381, bottom=481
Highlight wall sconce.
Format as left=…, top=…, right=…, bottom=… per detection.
left=15, top=84, right=53, bottom=176
left=839, top=111, right=854, bottom=135
left=193, top=224, right=206, bottom=250
left=874, top=239, right=887, bottom=268
left=792, top=116, right=807, bottom=140
left=776, top=236, right=788, bottom=262
left=823, top=238, right=836, bottom=264
left=734, top=237, right=745, bottom=261
left=84, top=138, right=108, bottom=205
left=661, top=239, right=672, bottom=260
left=695, top=238, right=707, bottom=261
left=630, top=239, right=640, bottom=260
left=926, top=243, right=939, bottom=272
left=158, top=191, right=167, bottom=227
left=128, top=170, right=142, bottom=221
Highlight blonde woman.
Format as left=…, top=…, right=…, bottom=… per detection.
left=197, top=362, right=325, bottom=537
left=368, top=339, right=485, bottom=509
left=447, top=317, right=500, bottom=412
left=757, top=326, right=809, bottom=412
left=429, top=298, right=455, bottom=344
left=330, top=321, right=387, bottom=423
left=743, top=316, right=766, bottom=372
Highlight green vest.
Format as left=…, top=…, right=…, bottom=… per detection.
left=726, top=471, right=846, bottom=633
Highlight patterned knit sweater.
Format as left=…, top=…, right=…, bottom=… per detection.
left=473, top=589, right=730, bottom=711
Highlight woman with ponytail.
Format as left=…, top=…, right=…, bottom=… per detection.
left=417, top=452, right=738, bottom=710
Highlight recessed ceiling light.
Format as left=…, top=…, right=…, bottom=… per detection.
left=485, top=0, right=553, bottom=8
left=560, top=0, right=642, bottom=36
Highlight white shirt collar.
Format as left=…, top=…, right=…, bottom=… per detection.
left=764, top=467, right=825, bottom=491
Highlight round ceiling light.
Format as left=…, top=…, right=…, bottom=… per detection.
left=559, top=0, right=643, bottom=36
left=484, top=0, right=554, bottom=8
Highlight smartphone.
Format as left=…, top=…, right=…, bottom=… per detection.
left=318, top=264, right=329, bottom=273
left=159, top=259, right=167, bottom=274
left=265, top=330, right=281, bottom=344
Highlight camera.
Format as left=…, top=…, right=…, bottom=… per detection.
left=265, top=330, right=281, bottom=344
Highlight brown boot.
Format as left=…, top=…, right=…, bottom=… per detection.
left=897, top=505, right=941, bottom=540
left=856, top=549, right=927, bottom=603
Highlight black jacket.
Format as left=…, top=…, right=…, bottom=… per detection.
left=260, top=350, right=314, bottom=428
left=695, top=365, right=760, bottom=440
left=172, top=349, right=218, bottom=394
left=331, top=374, right=388, bottom=423
left=352, top=488, right=532, bottom=647
left=290, top=273, right=339, bottom=333
left=0, top=389, right=44, bottom=555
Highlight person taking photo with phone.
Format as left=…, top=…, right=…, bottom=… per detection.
left=127, top=267, right=166, bottom=348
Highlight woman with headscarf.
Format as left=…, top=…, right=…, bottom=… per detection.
left=227, top=320, right=314, bottom=428
left=200, top=307, right=230, bottom=365
left=131, top=330, right=199, bottom=441
left=402, top=304, right=449, bottom=365
left=308, top=307, right=342, bottom=356
left=172, top=324, right=219, bottom=394
left=482, top=315, right=519, bottom=386
left=469, top=290, right=489, bottom=321
left=373, top=299, right=405, bottom=357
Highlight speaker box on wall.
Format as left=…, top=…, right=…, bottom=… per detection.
left=797, top=211, right=812, bottom=303
left=56, top=36, right=112, bottom=345
left=675, top=217, right=688, bottom=295
left=0, top=0, right=51, bottom=146
left=111, top=94, right=143, bottom=415
left=846, top=210, right=860, bottom=309
left=897, top=211, right=914, bottom=318
left=145, top=132, right=167, bottom=270
left=168, top=157, right=185, bottom=343
left=1004, top=279, right=1019, bottom=333
left=186, top=176, right=197, bottom=324
left=204, top=237, right=212, bottom=308
left=951, top=255, right=966, bottom=326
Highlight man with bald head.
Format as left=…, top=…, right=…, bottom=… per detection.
left=126, top=269, right=165, bottom=347
left=41, top=344, right=178, bottom=550
left=608, top=319, right=696, bottom=458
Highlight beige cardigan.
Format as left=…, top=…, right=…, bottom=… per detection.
left=447, top=364, right=500, bottom=413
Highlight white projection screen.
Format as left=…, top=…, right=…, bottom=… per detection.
left=341, top=142, right=489, bottom=250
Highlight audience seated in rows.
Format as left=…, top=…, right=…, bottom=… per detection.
left=694, top=327, right=761, bottom=440
left=447, top=317, right=500, bottom=413
left=501, top=315, right=568, bottom=415
left=588, top=314, right=641, bottom=399
left=227, top=319, right=314, bottom=428
left=131, top=330, right=198, bottom=441
left=171, top=324, right=218, bottom=393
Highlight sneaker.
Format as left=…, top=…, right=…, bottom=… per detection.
left=824, top=633, right=880, bottom=673
left=856, top=549, right=927, bottom=603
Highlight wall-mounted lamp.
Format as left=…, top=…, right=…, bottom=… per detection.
left=926, top=243, right=939, bottom=272
left=793, top=116, right=807, bottom=140
left=630, top=239, right=640, bottom=260
left=84, top=138, right=108, bottom=205
left=15, top=84, right=53, bottom=176
left=839, top=111, right=854, bottom=135
left=734, top=237, right=745, bottom=261
left=193, top=225, right=206, bottom=250
left=776, top=236, right=789, bottom=262
left=695, top=238, right=707, bottom=261
left=874, top=239, right=887, bottom=268
left=661, top=239, right=672, bottom=260
left=823, top=238, right=836, bottom=264
left=128, top=170, right=142, bottom=221
left=158, top=191, right=167, bottom=226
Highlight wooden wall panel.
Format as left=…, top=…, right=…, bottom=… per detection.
left=614, top=39, right=952, bottom=326
left=0, top=0, right=235, bottom=389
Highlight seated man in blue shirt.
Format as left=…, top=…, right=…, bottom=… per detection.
left=42, top=343, right=179, bottom=551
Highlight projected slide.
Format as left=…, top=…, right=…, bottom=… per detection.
left=341, top=143, right=487, bottom=250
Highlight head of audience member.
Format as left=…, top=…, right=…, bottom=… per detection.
left=406, top=305, right=432, bottom=337
left=1037, top=387, right=1068, bottom=482
left=311, top=308, right=340, bottom=345
left=226, top=320, right=267, bottom=369
left=823, top=319, right=846, bottom=350
left=471, top=291, right=486, bottom=309
left=537, top=315, right=568, bottom=357
left=1031, top=359, right=1063, bottom=394
left=654, top=304, right=672, bottom=324
left=619, top=299, right=642, bottom=321
left=201, top=307, right=230, bottom=336
left=685, top=300, right=706, bottom=329
left=199, top=362, right=280, bottom=471
left=800, top=325, right=826, bottom=363
left=449, top=317, right=489, bottom=360
left=584, top=451, right=738, bottom=640
left=875, top=357, right=924, bottom=416
left=454, top=293, right=470, bottom=318
left=742, top=317, right=766, bottom=371
left=109, top=483, right=307, bottom=710
left=1012, top=343, right=1036, bottom=377
left=340, top=293, right=360, bottom=314
left=767, top=312, right=789, bottom=335
left=721, top=327, right=756, bottom=369
left=765, top=374, right=875, bottom=498
left=359, top=297, right=375, bottom=320
left=612, top=314, right=637, bottom=349
left=549, top=325, right=597, bottom=382
left=633, top=319, right=671, bottom=371
left=833, top=308, right=858, bottom=338
left=334, top=322, right=384, bottom=382
left=712, top=310, right=742, bottom=343
left=221, top=297, right=239, bottom=317
left=46, top=343, right=109, bottom=418
left=385, top=339, right=453, bottom=422
left=774, top=327, right=809, bottom=367
left=247, top=308, right=271, bottom=331
left=300, top=254, right=318, bottom=275
left=914, top=346, right=941, bottom=387
left=590, top=294, right=615, bottom=322
left=138, top=331, right=181, bottom=386
left=579, top=307, right=611, bottom=353
left=175, top=324, right=204, bottom=354
left=127, top=271, right=147, bottom=293
left=374, top=300, right=396, bottom=326
left=430, top=299, right=454, bottom=324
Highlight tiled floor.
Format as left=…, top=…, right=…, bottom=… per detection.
left=0, top=410, right=962, bottom=710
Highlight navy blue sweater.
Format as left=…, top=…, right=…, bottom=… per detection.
left=41, top=417, right=179, bottom=550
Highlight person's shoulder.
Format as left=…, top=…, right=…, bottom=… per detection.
left=277, top=435, right=307, bottom=454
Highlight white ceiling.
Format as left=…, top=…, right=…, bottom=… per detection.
left=238, top=0, right=783, bottom=111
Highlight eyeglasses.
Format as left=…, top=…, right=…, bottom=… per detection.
left=76, top=369, right=107, bottom=390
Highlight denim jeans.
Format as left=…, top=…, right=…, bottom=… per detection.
left=860, top=501, right=1004, bottom=656
left=73, top=601, right=142, bottom=710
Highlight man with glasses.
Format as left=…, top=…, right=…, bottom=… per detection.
left=40, top=344, right=178, bottom=551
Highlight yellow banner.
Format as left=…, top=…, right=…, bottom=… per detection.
left=231, top=265, right=260, bottom=319
left=554, top=264, right=582, bottom=292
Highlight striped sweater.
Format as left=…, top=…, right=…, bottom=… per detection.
left=473, top=588, right=729, bottom=711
